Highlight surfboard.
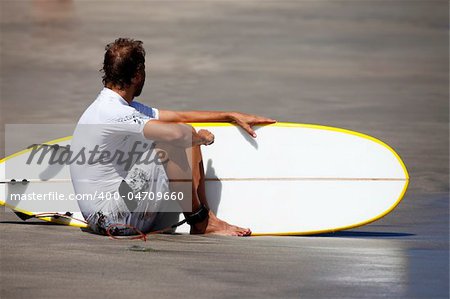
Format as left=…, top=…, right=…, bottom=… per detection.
left=0, top=122, right=409, bottom=235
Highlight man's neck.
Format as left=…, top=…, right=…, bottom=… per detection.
left=106, top=84, right=134, bottom=104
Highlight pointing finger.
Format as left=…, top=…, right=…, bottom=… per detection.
left=255, top=118, right=277, bottom=124
left=244, top=124, right=257, bottom=138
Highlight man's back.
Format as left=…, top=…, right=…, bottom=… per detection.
left=70, top=88, right=159, bottom=223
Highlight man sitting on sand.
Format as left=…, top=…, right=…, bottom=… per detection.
left=70, top=38, right=276, bottom=236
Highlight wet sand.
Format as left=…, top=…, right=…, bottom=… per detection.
left=0, top=1, right=448, bottom=298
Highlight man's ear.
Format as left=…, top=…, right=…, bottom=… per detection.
left=131, top=73, right=141, bottom=84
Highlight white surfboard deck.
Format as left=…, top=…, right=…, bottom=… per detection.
left=0, top=122, right=409, bottom=236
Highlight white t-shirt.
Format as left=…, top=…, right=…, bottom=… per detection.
left=70, top=88, right=162, bottom=222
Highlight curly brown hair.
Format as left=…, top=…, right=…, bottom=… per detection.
left=101, top=38, right=146, bottom=89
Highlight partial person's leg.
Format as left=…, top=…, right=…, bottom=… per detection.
left=189, top=144, right=251, bottom=236
left=156, top=141, right=251, bottom=236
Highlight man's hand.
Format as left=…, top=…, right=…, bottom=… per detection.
left=194, top=129, right=215, bottom=146
left=229, top=112, right=277, bottom=138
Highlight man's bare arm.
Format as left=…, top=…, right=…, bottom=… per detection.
left=158, top=110, right=276, bottom=138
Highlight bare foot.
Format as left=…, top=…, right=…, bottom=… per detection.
left=190, top=211, right=251, bottom=236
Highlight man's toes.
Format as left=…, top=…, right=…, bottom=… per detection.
left=234, top=227, right=251, bottom=236
left=234, top=226, right=251, bottom=235
left=242, top=229, right=251, bottom=236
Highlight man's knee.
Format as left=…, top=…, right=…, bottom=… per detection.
left=182, top=123, right=197, bottom=136
left=175, top=122, right=196, bottom=132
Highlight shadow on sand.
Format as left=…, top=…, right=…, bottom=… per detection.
left=0, top=220, right=58, bottom=225
left=313, top=231, right=415, bottom=238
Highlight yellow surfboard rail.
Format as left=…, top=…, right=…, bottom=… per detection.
left=0, top=122, right=409, bottom=235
